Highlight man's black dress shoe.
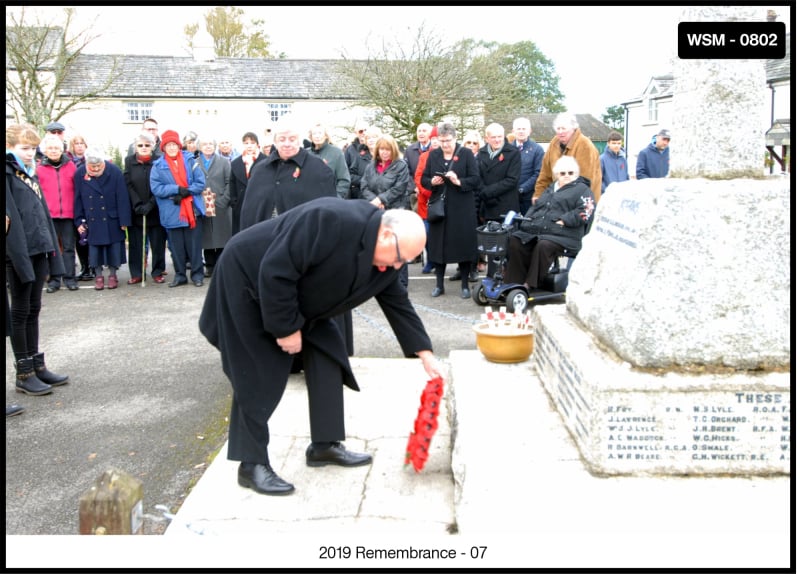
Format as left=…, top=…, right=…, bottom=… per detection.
left=238, top=463, right=295, bottom=495
left=306, top=442, right=372, bottom=467
left=168, top=279, right=188, bottom=288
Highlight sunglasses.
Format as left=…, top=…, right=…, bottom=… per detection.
left=558, top=171, right=575, bottom=176
left=49, top=130, right=64, bottom=134
left=136, top=144, right=152, bottom=148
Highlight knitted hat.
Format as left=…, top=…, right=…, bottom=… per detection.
left=429, top=125, right=438, bottom=139
left=160, top=130, right=181, bottom=151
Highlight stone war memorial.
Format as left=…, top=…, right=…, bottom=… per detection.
left=533, top=6, right=790, bottom=476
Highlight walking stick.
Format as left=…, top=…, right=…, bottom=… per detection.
left=141, top=213, right=147, bottom=287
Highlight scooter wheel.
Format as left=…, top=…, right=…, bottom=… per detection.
left=506, top=288, right=529, bottom=314
left=472, top=283, right=488, bottom=306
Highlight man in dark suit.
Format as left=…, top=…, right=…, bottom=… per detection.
left=199, top=197, right=442, bottom=495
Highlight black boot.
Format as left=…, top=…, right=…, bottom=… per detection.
left=31, top=352, right=69, bottom=386
left=15, top=358, right=53, bottom=396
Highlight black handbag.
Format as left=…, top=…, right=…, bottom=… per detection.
left=427, top=191, right=446, bottom=223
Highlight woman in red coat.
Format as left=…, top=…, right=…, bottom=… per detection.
left=413, top=125, right=440, bottom=274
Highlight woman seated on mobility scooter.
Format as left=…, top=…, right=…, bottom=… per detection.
left=504, top=156, right=595, bottom=290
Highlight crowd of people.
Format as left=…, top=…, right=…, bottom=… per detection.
left=6, top=112, right=671, bottom=423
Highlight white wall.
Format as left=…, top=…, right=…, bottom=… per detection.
left=56, top=98, right=376, bottom=159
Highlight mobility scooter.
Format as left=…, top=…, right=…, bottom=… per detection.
left=471, top=211, right=576, bottom=313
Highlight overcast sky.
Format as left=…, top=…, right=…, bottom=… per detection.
left=9, top=5, right=792, bottom=118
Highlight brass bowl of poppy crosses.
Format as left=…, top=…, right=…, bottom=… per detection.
left=472, top=323, right=534, bottom=364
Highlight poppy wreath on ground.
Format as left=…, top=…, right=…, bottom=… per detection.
left=405, top=377, right=444, bottom=472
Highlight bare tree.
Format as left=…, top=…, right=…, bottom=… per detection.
left=5, top=7, right=121, bottom=129
left=184, top=7, right=274, bottom=58
left=335, top=24, right=486, bottom=146
left=335, top=25, right=565, bottom=145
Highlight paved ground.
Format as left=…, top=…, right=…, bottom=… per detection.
left=4, top=257, right=487, bottom=535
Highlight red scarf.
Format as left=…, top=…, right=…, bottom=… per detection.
left=166, top=154, right=195, bottom=228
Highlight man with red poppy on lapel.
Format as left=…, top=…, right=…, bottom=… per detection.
left=150, top=130, right=206, bottom=287
left=239, top=116, right=336, bottom=230
left=475, top=122, right=521, bottom=278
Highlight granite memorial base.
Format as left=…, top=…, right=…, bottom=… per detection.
left=533, top=305, right=790, bottom=476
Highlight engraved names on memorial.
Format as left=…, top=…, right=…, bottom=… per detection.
left=605, top=393, right=790, bottom=468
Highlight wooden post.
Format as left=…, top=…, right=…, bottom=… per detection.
left=79, top=468, right=144, bottom=535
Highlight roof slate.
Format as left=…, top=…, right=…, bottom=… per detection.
left=56, top=54, right=361, bottom=100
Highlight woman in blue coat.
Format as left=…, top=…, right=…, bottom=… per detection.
left=150, top=130, right=206, bottom=287
left=74, top=147, right=132, bottom=290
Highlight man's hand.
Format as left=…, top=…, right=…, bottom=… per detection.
left=417, top=350, right=443, bottom=380
left=277, top=330, right=303, bottom=355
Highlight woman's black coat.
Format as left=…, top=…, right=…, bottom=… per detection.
left=6, top=154, right=64, bottom=282
left=420, top=144, right=481, bottom=263
left=514, top=175, right=595, bottom=254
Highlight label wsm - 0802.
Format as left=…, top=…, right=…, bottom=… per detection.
left=678, top=22, right=786, bottom=59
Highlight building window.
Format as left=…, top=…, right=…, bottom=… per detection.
left=267, top=103, right=291, bottom=123
left=647, top=98, right=658, bottom=123
left=126, top=102, right=154, bottom=123
left=646, top=86, right=658, bottom=123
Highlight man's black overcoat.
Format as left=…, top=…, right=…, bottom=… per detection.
left=239, top=148, right=335, bottom=230
left=199, top=197, right=433, bottom=394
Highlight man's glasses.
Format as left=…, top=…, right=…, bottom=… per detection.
left=391, top=232, right=411, bottom=265
left=558, top=171, right=575, bottom=176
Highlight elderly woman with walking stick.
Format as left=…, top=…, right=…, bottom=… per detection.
left=124, top=132, right=167, bottom=284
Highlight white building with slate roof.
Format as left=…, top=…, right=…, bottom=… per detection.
left=34, top=49, right=376, bottom=156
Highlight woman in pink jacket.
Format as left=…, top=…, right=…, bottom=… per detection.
left=38, top=133, right=78, bottom=292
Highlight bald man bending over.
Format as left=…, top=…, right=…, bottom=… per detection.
left=199, top=197, right=442, bottom=495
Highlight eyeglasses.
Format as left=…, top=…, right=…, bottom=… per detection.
left=391, top=232, right=413, bottom=265
left=136, top=144, right=152, bottom=148
left=558, top=171, right=575, bottom=176
left=49, top=130, right=64, bottom=135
